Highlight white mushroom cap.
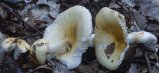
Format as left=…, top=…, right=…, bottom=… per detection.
left=30, top=39, right=49, bottom=64
left=2, top=38, right=17, bottom=52
left=127, top=31, right=157, bottom=45
left=2, top=37, right=30, bottom=60
left=95, top=7, right=129, bottom=70
left=30, top=39, right=70, bottom=64
left=43, top=5, right=92, bottom=69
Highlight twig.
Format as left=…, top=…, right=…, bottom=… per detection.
left=27, top=65, right=52, bottom=73
left=0, top=3, right=41, bottom=33
left=144, top=51, right=152, bottom=73
left=47, top=58, right=75, bottom=73
left=154, top=52, right=159, bottom=62
left=27, top=58, right=75, bottom=73
left=22, top=33, right=43, bottom=39
left=127, top=59, right=155, bottom=65
left=0, top=16, right=18, bottom=37
left=119, top=56, right=156, bottom=70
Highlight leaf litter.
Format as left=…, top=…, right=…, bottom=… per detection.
left=0, top=0, right=159, bottom=73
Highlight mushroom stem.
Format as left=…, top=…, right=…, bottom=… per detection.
left=88, top=34, right=95, bottom=47
left=48, top=40, right=70, bottom=54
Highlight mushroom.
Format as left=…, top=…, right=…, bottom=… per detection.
left=30, top=5, right=92, bottom=69
left=30, top=39, right=49, bottom=64
left=94, top=7, right=129, bottom=70
left=2, top=37, right=30, bottom=60
left=127, top=31, right=157, bottom=45
left=30, top=39, right=70, bottom=64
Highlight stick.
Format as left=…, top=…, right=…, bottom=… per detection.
left=144, top=51, right=152, bottom=73
left=47, top=59, right=76, bottom=73
left=0, top=3, right=41, bottom=33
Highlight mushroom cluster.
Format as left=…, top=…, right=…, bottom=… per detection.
left=1, top=5, right=157, bottom=71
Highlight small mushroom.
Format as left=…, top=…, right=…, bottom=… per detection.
left=127, top=31, right=157, bottom=45
left=30, top=5, right=92, bottom=69
left=94, top=7, right=129, bottom=70
left=30, top=39, right=49, bottom=64
left=2, top=37, right=30, bottom=60
left=30, top=39, right=70, bottom=64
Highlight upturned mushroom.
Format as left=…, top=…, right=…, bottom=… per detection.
left=2, top=37, right=30, bottom=60
left=94, top=7, right=129, bottom=70
left=30, top=5, right=92, bottom=69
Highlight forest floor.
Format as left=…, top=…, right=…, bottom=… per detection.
left=0, top=0, right=159, bottom=73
